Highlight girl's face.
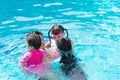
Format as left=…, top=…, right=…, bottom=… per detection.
left=52, top=32, right=64, bottom=40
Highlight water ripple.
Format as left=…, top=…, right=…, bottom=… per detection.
left=14, top=16, right=43, bottom=21
left=44, top=2, right=63, bottom=7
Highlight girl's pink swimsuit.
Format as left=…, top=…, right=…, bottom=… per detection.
left=20, top=50, right=47, bottom=76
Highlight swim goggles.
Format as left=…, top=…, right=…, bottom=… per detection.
left=52, top=33, right=64, bottom=39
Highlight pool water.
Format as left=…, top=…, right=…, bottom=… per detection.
left=0, top=0, right=120, bottom=80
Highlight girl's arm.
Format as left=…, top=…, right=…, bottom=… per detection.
left=45, top=41, right=51, bottom=48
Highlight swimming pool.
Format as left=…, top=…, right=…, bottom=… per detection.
left=0, top=0, right=120, bottom=80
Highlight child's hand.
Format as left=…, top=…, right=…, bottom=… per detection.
left=45, top=42, right=51, bottom=48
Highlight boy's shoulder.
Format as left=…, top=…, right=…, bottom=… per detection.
left=60, top=55, right=77, bottom=65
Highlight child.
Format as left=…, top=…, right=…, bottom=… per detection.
left=45, top=24, right=70, bottom=60
left=56, top=38, right=87, bottom=80
left=34, top=31, right=53, bottom=68
left=34, top=31, right=47, bottom=54
left=19, top=31, right=48, bottom=79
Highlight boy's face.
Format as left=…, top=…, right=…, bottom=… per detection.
left=52, top=32, right=64, bottom=40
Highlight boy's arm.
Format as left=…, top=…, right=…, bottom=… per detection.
left=70, top=39, right=74, bottom=55
left=71, top=39, right=74, bottom=45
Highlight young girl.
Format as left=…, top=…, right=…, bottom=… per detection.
left=56, top=38, right=87, bottom=80
left=19, top=31, right=48, bottom=79
left=34, top=31, right=53, bottom=68
left=45, top=24, right=70, bottom=60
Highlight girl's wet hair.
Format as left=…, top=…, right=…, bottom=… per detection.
left=48, top=24, right=69, bottom=44
left=26, top=31, right=42, bottom=50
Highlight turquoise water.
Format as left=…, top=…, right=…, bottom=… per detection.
left=0, top=0, right=120, bottom=80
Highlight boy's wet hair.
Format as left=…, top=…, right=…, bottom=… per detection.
left=48, top=24, right=69, bottom=44
left=56, top=38, right=72, bottom=53
left=26, top=31, right=41, bottom=50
